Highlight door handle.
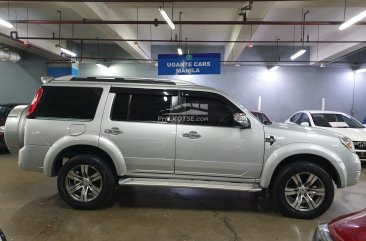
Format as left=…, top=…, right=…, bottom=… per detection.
left=105, top=127, right=123, bottom=135
left=183, top=131, right=201, bottom=139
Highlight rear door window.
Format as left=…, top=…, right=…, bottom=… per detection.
left=32, top=86, right=103, bottom=121
left=110, top=88, right=178, bottom=123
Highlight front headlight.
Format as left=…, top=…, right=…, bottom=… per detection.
left=340, top=136, right=355, bottom=153
left=313, top=224, right=333, bottom=241
left=0, top=126, right=4, bottom=134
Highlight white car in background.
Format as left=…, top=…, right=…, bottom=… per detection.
left=285, top=110, right=366, bottom=162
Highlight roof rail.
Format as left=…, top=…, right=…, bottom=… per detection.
left=172, top=79, right=195, bottom=85
left=70, top=77, right=176, bottom=85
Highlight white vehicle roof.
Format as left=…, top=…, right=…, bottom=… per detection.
left=299, top=110, right=350, bottom=115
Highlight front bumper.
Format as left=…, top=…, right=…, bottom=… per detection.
left=343, top=152, right=362, bottom=187
left=355, top=149, right=366, bottom=162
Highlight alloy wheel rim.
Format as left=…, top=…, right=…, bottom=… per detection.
left=65, top=164, right=103, bottom=202
left=284, top=172, right=325, bottom=211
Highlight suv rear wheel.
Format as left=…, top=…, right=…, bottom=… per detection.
left=272, top=162, right=334, bottom=219
left=57, top=154, right=116, bottom=209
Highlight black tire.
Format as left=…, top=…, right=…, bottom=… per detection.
left=272, top=162, right=334, bottom=219
left=57, top=154, right=116, bottom=210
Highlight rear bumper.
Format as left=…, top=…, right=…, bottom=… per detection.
left=19, top=145, right=50, bottom=172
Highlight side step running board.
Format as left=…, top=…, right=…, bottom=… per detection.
left=118, top=178, right=262, bottom=192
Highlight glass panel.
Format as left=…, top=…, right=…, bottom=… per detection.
left=33, top=86, right=103, bottom=121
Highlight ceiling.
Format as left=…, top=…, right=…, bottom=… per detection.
left=0, top=0, right=365, bottom=65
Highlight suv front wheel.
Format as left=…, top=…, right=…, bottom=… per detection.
left=57, top=154, right=116, bottom=209
left=272, top=162, right=334, bottom=219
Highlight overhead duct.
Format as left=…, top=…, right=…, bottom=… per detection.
left=0, top=49, right=21, bottom=62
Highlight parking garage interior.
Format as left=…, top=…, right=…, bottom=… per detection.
left=0, top=1, right=366, bottom=241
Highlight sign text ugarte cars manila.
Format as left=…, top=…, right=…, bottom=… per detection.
left=158, top=53, right=221, bottom=75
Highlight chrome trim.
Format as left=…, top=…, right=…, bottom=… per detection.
left=119, top=178, right=262, bottom=191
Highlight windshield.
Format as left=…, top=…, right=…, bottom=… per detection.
left=252, top=112, right=271, bottom=124
left=311, top=113, right=364, bottom=128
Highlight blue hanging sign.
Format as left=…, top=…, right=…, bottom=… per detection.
left=158, top=53, right=221, bottom=75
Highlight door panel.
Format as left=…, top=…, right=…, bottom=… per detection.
left=101, top=88, right=178, bottom=174
left=175, top=90, right=265, bottom=178
left=176, top=125, right=264, bottom=178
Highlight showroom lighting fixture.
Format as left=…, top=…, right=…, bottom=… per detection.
left=96, top=38, right=108, bottom=69
left=269, top=39, right=280, bottom=72
left=248, top=25, right=254, bottom=48
left=0, top=17, right=13, bottom=29
left=96, top=63, right=108, bottom=70
left=290, top=49, right=306, bottom=60
left=159, top=6, right=175, bottom=30
left=55, top=10, right=77, bottom=58
left=290, top=10, right=308, bottom=61
left=56, top=45, right=77, bottom=57
left=355, top=67, right=366, bottom=74
left=269, top=65, right=279, bottom=72
left=177, top=12, right=184, bottom=55
left=339, top=10, right=366, bottom=31
left=177, top=47, right=183, bottom=55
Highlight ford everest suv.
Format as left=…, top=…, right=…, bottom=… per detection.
left=4, top=76, right=361, bottom=219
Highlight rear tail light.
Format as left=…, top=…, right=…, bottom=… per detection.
left=27, top=87, right=43, bottom=118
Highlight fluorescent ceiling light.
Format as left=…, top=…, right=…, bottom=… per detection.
left=339, top=10, right=366, bottom=31
left=177, top=48, right=183, bottom=55
left=159, top=7, right=176, bottom=30
left=290, top=49, right=306, bottom=60
left=355, top=67, right=366, bottom=74
left=0, top=18, right=13, bottom=29
left=96, top=63, right=108, bottom=70
left=57, top=46, right=77, bottom=57
left=269, top=65, right=279, bottom=72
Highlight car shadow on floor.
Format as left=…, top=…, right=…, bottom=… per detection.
left=113, top=186, right=276, bottom=215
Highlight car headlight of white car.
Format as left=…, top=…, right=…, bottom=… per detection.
left=340, top=136, right=355, bottom=153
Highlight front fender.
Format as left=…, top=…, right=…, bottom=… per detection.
left=43, top=134, right=127, bottom=176
left=260, top=143, right=347, bottom=188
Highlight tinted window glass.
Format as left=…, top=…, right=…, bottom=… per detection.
left=129, top=95, right=172, bottom=122
left=290, top=113, right=302, bottom=123
left=33, top=86, right=103, bottom=120
left=252, top=112, right=271, bottom=124
left=311, top=113, right=364, bottom=128
left=180, top=96, right=237, bottom=127
left=300, top=114, right=311, bottom=125
left=111, top=94, right=130, bottom=121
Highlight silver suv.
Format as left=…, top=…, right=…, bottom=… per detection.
left=5, top=76, right=361, bottom=219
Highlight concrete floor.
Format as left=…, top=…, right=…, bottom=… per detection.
left=0, top=152, right=365, bottom=241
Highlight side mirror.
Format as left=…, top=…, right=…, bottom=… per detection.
left=300, top=122, right=310, bottom=127
left=233, top=113, right=250, bottom=128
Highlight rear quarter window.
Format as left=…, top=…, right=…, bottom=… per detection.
left=32, top=86, right=103, bottom=121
